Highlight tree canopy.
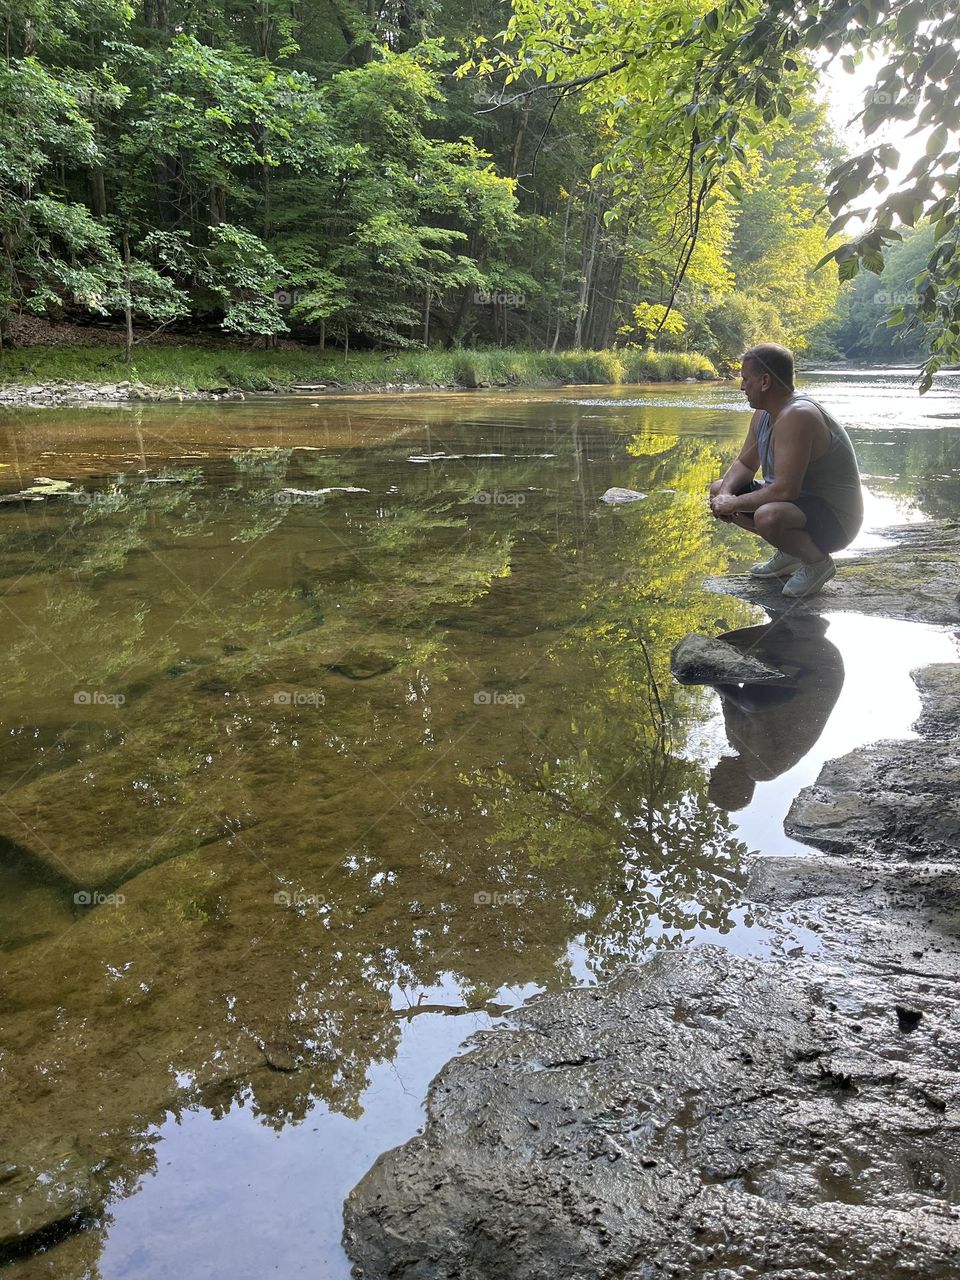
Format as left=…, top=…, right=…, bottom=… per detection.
left=488, top=0, right=959, bottom=383
left=0, top=0, right=952, bottom=372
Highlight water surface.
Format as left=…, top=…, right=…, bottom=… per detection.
left=1, top=369, right=958, bottom=1278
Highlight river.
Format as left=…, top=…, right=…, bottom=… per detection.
left=0, top=366, right=958, bottom=1278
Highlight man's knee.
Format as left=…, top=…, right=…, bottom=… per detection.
left=754, top=503, right=785, bottom=537
left=709, top=479, right=723, bottom=497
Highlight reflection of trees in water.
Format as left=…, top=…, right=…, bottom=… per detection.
left=854, top=429, right=960, bottom=521
left=465, top=439, right=755, bottom=976
left=0, top=429, right=756, bottom=1270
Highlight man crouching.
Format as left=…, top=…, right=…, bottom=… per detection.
left=709, top=343, right=864, bottom=599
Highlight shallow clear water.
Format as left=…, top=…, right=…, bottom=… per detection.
left=0, top=370, right=958, bottom=1278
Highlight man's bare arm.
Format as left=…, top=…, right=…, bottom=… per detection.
left=718, top=407, right=815, bottom=513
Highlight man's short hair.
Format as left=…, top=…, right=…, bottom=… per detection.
left=742, top=343, right=795, bottom=391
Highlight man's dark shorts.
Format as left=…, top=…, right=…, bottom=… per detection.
left=736, top=481, right=851, bottom=554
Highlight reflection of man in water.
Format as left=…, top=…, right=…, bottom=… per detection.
left=707, top=612, right=844, bottom=811
left=708, top=343, right=864, bottom=599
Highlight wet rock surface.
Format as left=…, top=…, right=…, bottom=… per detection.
left=785, top=738, right=960, bottom=860
left=786, top=663, right=960, bottom=861
left=344, top=645, right=960, bottom=1278
left=599, top=486, right=647, bottom=504
left=345, top=938, right=960, bottom=1280
left=913, top=663, right=960, bottom=739
left=706, top=519, right=960, bottom=626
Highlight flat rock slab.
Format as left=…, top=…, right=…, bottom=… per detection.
left=785, top=738, right=960, bottom=860
left=344, top=944, right=960, bottom=1280
left=671, top=633, right=789, bottom=686
left=786, top=663, right=960, bottom=861
left=747, top=854, right=960, bottom=977
left=705, top=519, right=960, bottom=626
left=913, top=663, right=960, bottom=739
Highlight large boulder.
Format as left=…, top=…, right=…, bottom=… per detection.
left=786, top=662, right=960, bottom=860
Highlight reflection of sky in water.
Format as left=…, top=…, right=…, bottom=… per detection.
left=842, top=485, right=926, bottom=551
left=103, top=995, right=497, bottom=1280
left=567, top=367, right=960, bottom=432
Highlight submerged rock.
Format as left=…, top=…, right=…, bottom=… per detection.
left=0, top=1137, right=104, bottom=1263
left=344, top=944, right=960, bottom=1280
left=279, top=486, right=370, bottom=498
left=325, top=647, right=397, bottom=680
left=0, top=477, right=78, bottom=504
left=600, top=486, right=646, bottom=504
left=670, top=633, right=789, bottom=686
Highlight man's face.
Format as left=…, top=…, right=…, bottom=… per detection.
left=739, top=360, right=767, bottom=408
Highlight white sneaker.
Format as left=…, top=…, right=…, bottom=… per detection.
left=782, top=556, right=836, bottom=599
left=750, top=549, right=803, bottom=579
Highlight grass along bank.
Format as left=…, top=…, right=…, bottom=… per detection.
left=0, top=345, right=716, bottom=399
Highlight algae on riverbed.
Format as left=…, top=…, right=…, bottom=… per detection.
left=0, top=397, right=755, bottom=1275
left=2, top=380, right=960, bottom=1278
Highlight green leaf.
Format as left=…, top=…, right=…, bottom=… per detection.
left=927, top=124, right=947, bottom=157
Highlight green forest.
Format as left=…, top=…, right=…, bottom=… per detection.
left=0, top=0, right=957, bottom=374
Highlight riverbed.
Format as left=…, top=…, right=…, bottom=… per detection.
left=1, top=367, right=958, bottom=1277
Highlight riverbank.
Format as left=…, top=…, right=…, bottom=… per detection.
left=0, top=346, right=716, bottom=406
left=344, top=519, right=960, bottom=1280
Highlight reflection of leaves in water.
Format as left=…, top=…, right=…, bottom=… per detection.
left=855, top=431, right=960, bottom=521
left=230, top=448, right=293, bottom=478
left=5, top=589, right=153, bottom=695
left=144, top=467, right=204, bottom=484
left=230, top=508, right=289, bottom=543
left=464, top=438, right=754, bottom=974
left=626, top=429, right=679, bottom=458
left=0, top=424, right=768, bottom=1208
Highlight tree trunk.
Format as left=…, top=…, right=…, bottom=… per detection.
left=509, top=104, right=530, bottom=180
left=144, top=0, right=170, bottom=29
left=90, top=167, right=107, bottom=219
left=358, top=0, right=377, bottom=63
left=551, top=194, right=573, bottom=353
left=208, top=185, right=226, bottom=226
left=574, top=190, right=600, bottom=349
left=122, top=233, right=134, bottom=363
left=447, top=283, right=476, bottom=348
left=598, top=245, right=626, bottom=349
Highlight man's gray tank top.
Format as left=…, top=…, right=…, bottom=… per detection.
left=755, top=393, right=863, bottom=541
